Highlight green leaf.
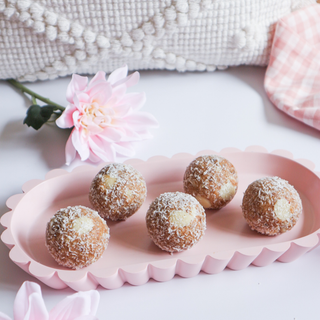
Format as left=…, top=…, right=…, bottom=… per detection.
left=23, top=105, right=55, bottom=130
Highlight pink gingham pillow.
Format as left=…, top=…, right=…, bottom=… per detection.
left=264, top=4, right=320, bottom=130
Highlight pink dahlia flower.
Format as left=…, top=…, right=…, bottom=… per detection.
left=0, top=281, right=99, bottom=320
left=56, top=65, right=158, bottom=165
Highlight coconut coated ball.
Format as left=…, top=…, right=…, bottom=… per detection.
left=89, top=163, right=147, bottom=221
left=242, top=176, right=302, bottom=236
left=45, top=205, right=110, bottom=269
left=183, top=155, right=238, bottom=209
left=146, top=192, right=206, bottom=253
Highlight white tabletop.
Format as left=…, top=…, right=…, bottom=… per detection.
left=1, top=66, right=320, bottom=319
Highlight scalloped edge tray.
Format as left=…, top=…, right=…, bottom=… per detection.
left=1, top=146, right=320, bottom=291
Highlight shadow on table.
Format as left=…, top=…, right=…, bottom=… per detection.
left=0, top=199, right=37, bottom=290
left=228, top=66, right=320, bottom=139
left=0, top=118, right=71, bottom=169
left=0, top=238, right=35, bottom=291
left=0, top=204, right=75, bottom=295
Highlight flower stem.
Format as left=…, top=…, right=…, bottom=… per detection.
left=6, top=79, right=65, bottom=111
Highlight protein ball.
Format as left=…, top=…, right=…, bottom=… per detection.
left=45, top=205, right=110, bottom=269
left=183, top=155, right=238, bottom=209
left=146, top=192, right=206, bottom=253
left=89, top=163, right=147, bottom=221
left=242, top=176, right=302, bottom=236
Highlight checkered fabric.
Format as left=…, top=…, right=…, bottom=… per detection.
left=264, top=3, right=320, bottom=130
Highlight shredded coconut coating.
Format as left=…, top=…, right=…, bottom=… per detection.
left=89, top=163, right=147, bottom=221
left=146, top=192, right=206, bottom=253
left=45, top=205, right=110, bottom=270
left=183, top=155, right=238, bottom=210
left=242, top=177, right=302, bottom=236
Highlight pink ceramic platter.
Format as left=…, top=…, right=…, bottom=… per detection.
left=1, top=146, right=320, bottom=291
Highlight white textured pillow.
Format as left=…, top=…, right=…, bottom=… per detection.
left=0, top=0, right=316, bottom=81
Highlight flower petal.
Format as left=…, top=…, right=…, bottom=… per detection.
left=13, top=282, right=49, bottom=320
left=113, top=142, right=136, bottom=157
left=88, top=71, right=106, bottom=87
left=73, top=316, right=99, bottom=320
left=112, top=71, right=140, bottom=89
left=118, top=92, right=146, bottom=112
left=107, top=65, right=128, bottom=85
left=23, top=293, right=50, bottom=320
left=66, top=74, right=88, bottom=103
left=117, top=126, right=143, bottom=141
left=0, top=312, right=12, bottom=320
left=72, top=128, right=90, bottom=161
left=132, top=129, right=154, bottom=140
left=113, top=103, right=132, bottom=118
left=99, top=127, right=124, bottom=142
left=62, top=68, right=158, bottom=165
left=56, top=104, right=77, bottom=129
left=88, top=152, right=101, bottom=163
left=88, top=136, right=116, bottom=162
left=74, top=92, right=91, bottom=111
left=49, top=291, right=99, bottom=320
left=104, top=83, right=127, bottom=109
left=65, top=132, right=77, bottom=165
left=110, top=90, right=146, bottom=119
left=88, top=82, right=112, bottom=106
left=123, top=112, right=159, bottom=130
left=72, top=110, right=81, bottom=129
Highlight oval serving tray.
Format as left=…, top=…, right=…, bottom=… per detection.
left=1, top=146, right=320, bottom=291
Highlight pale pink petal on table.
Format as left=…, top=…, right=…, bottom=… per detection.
left=49, top=291, right=99, bottom=320
left=13, top=282, right=49, bottom=320
left=66, top=74, right=88, bottom=103
left=22, top=294, right=49, bottom=320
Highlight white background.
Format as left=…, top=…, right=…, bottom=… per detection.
left=1, top=66, right=320, bottom=319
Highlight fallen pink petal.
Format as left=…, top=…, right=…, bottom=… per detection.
left=56, top=65, right=159, bottom=165
left=0, top=282, right=100, bottom=320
